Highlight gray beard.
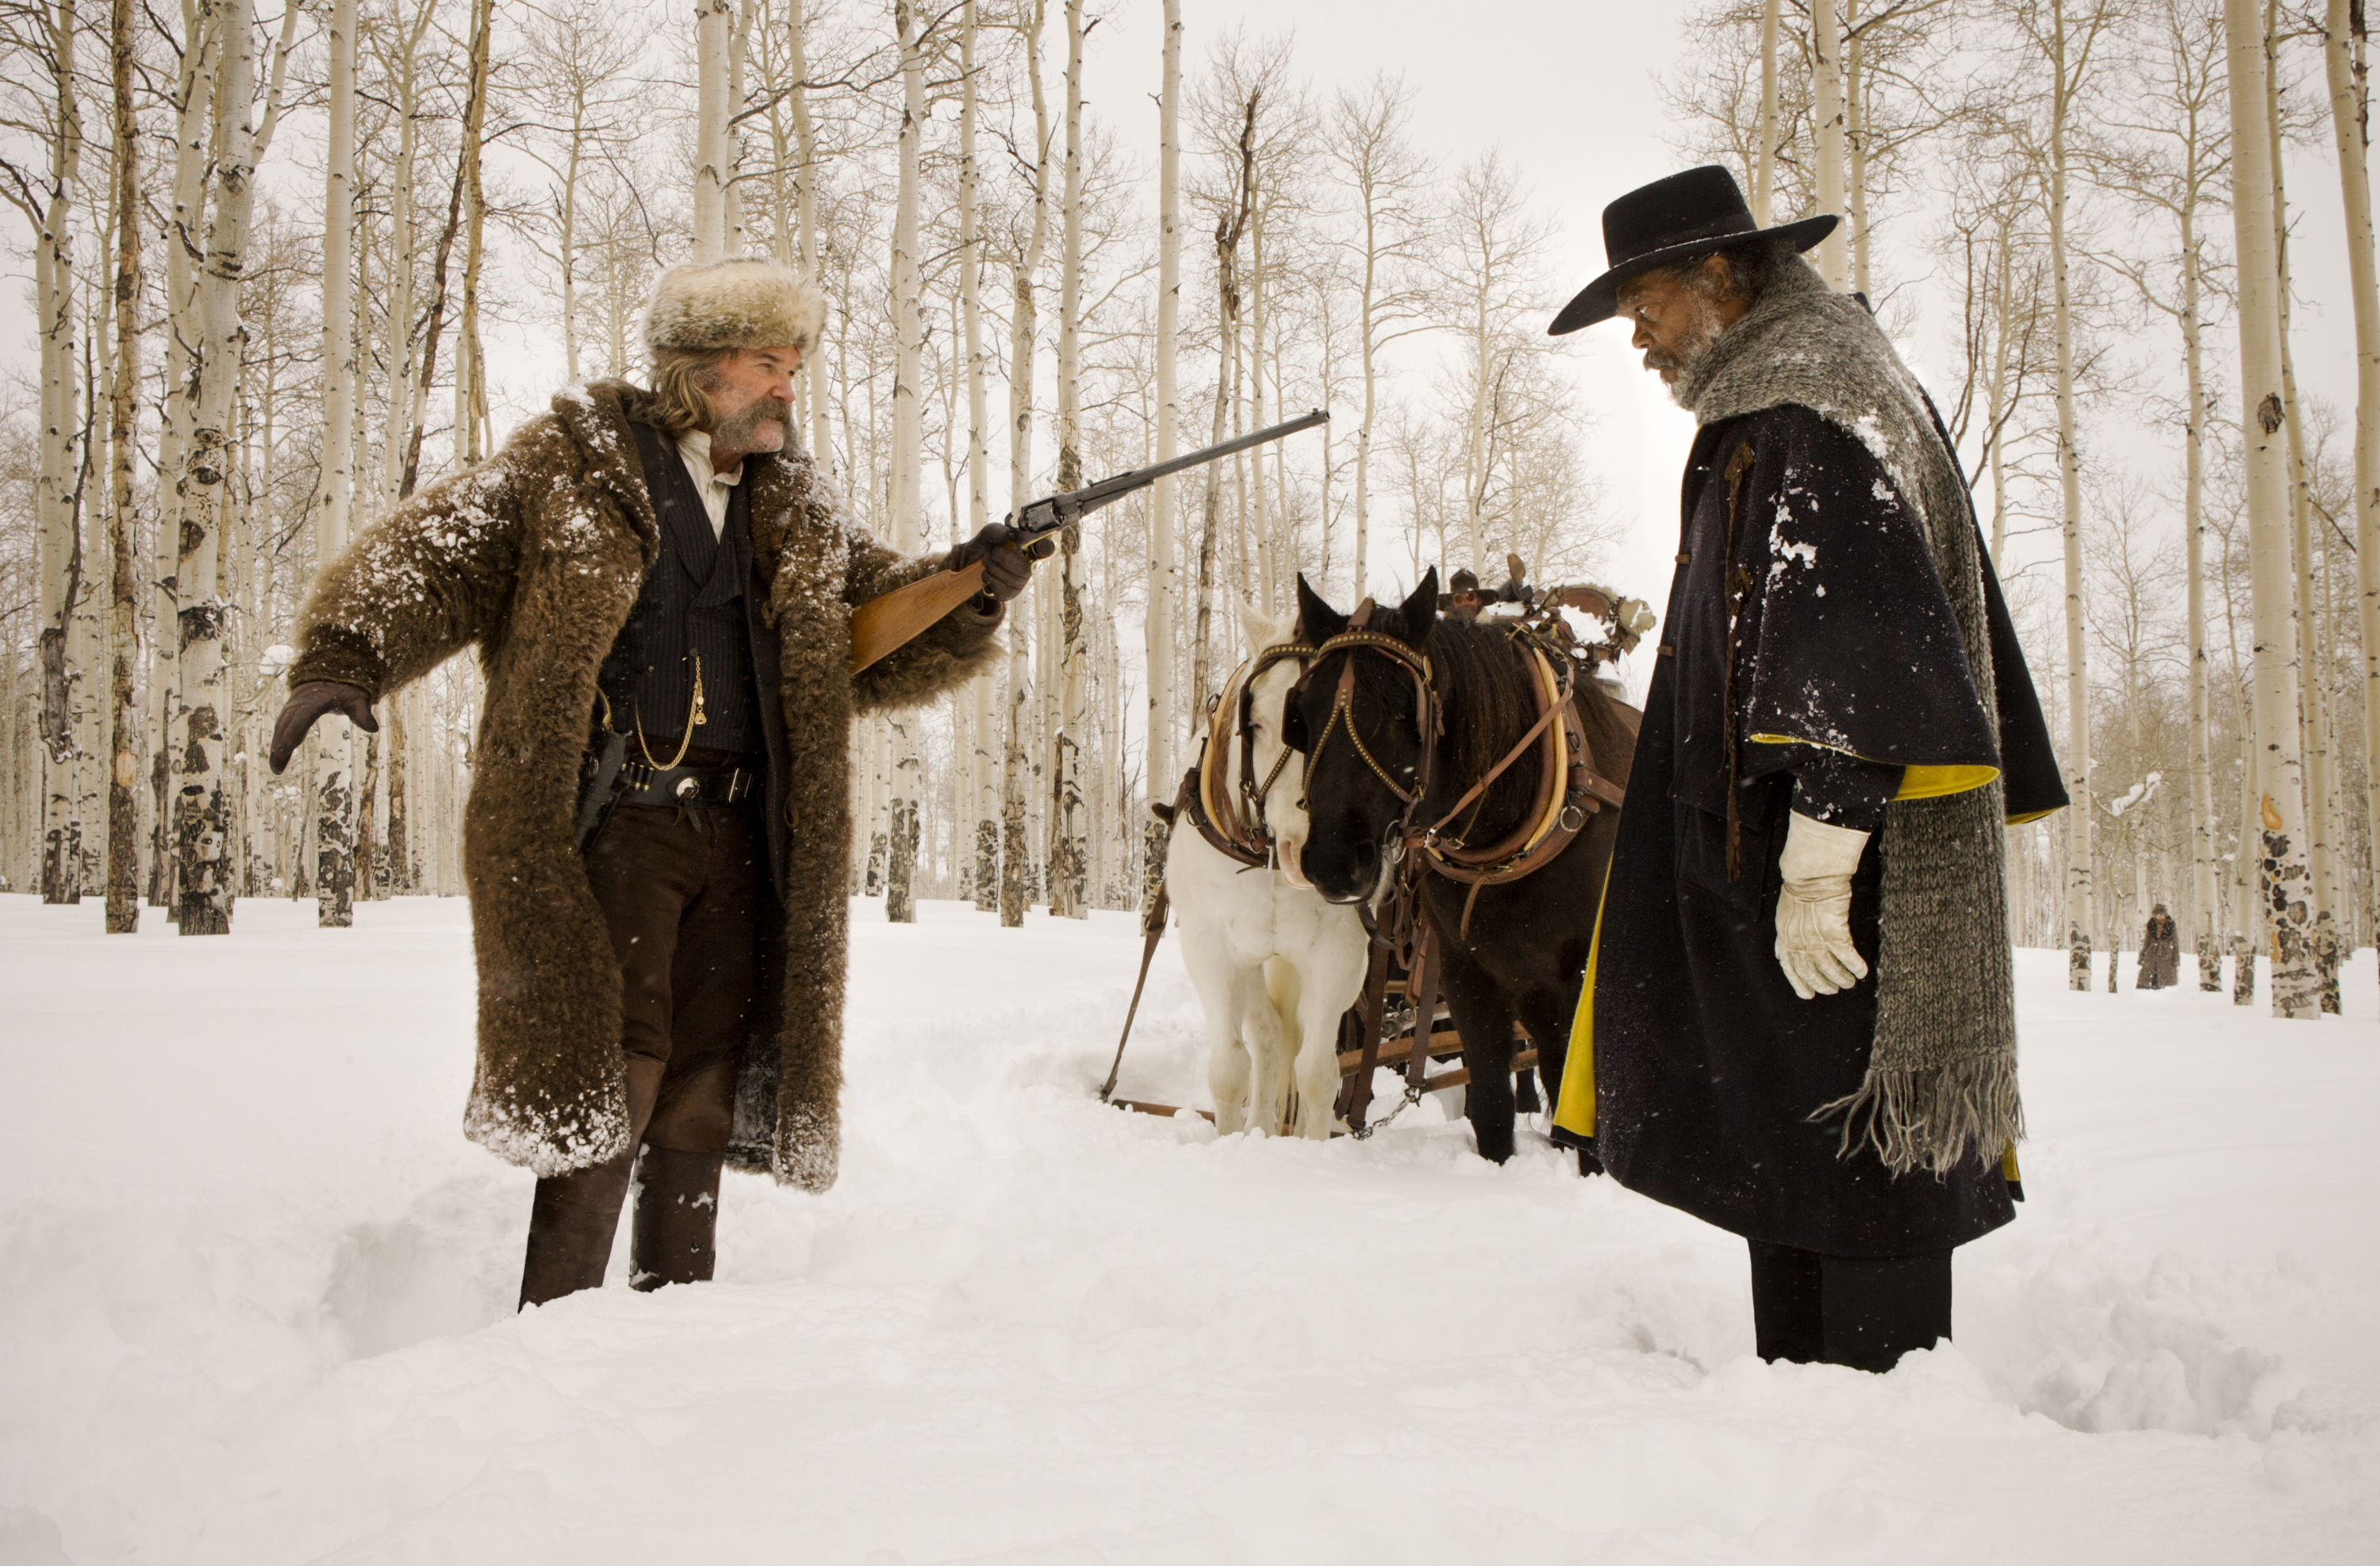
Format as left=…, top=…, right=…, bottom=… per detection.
left=1656, top=306, right=1733, bottom=409
left=712, top=396, right=792, bottom=455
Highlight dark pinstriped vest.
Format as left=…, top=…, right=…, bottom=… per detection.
left=601, top=421, right=764, bottom=756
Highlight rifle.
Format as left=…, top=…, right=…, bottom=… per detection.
left=849, top=408, right=1330, bottom=674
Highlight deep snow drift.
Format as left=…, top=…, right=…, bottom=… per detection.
left=1, top=892, right=2374, bottom=1564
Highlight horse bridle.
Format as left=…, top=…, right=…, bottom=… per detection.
left=1182, top=639, right=1319, bottom=872
left=1291, top=600, right=1441, bottom=867
left=1236, top=640, right=1317, bottom=839
left=1292, top=597, right=1621, bottom=932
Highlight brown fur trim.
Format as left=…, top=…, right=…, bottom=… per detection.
left=292, top=378, right=996, bottom=1190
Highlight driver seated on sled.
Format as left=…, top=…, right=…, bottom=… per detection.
left=1546, top=167, right=2067, bottom=1372
left=269, top=259, right=1042, bottom=1308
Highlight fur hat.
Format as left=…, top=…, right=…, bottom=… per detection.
left=641, top=258, right=827, bottom=361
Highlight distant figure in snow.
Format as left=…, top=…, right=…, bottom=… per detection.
left=268, top=259, right=1040, bottom=1307
left=2136, top=905, right=2180, bottom=991
left=1443, top=569, right=1489, bottom=620
left=1545, top=167, right=2067, bottom=1372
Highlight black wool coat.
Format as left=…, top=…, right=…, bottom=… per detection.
left=1568, top=402, right=2062, bottom=1257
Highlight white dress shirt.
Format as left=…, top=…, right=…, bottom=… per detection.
left=674, top=429, right=743, bottom=539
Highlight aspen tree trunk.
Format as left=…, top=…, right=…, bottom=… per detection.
left=2225, top=0, right=2323, bottom=1016
left=34, top=0, right=85, bottom=906
left=1986, top=224, right=2015, bottom=565
left=1144, top=0, right=1182, bottom=910
left=1846, top=10, right=1872, bottom=300
left=2182, top=203, right=2222, bottom=988
left=724, top=0, right=755, bottom=253
left=174, top=0, right=258, bottom=935
left=313, top=0, right=360, bottom=928
left=2048, top=0, right=2094, bottom=989
left=151, top=1, right=222, bottom=909
left=1191, top=94, right=1257, bottom=720
left=105, top=0, right=140, bottom=933
left=1248, top=205, right=1272, bottom=616
left=458, top=0, right=491, bottom=463
left=958, top=0, right=1000, bottom=911
left=2267, top=21, right=2339, bottom=942
left=884, top=0, right=927, bottom=923
left=694, top=0, right=731, bottom=260
left=1048, top=0, right=1088, bottom=919
left=1000, top=0, right=1053, bottom=929
left=787, top=0, right=832, bottom=464
left=1811, top=0, right=1849, bottom=290
left=386, top=694, right=409, bottom=890
left=1755, top=0, right=1781, bottom=223
left=2326, top=0, right=2380, bottom=984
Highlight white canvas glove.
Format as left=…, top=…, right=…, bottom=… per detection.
left=1773, top=811, right=1872, bottom=1000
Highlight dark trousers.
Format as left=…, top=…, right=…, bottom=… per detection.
left=519, top=793, right=765, bottom=1308
left=1747, top=1240, right=1953, bottom=1372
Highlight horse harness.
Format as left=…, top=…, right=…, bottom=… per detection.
left=1173, top=639, right=1318, bottom=872
left=1101, top=602, right=1630, bottom=1126
left=1293, top=598, right=1628, bottom=942
left=1100, top=639, right=1314, bottom=1103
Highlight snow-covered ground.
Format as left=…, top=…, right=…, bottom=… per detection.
left=1, top=892, right=2374, bottom=1564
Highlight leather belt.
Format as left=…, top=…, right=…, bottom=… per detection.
left=616, top=757, right=759, bottom=808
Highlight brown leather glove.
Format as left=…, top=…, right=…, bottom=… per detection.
left=950, top=522, right=1054, bottom=604
left=270, top=681, right=378, bottom=773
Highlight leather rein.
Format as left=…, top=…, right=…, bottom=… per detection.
left=1294, top=599, right=1627, bottom=936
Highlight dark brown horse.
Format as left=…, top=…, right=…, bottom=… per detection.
left=1288, top=571, right=1637, bottom=1165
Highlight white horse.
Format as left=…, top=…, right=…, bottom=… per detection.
left=1165, top=602, right=1370, bottom=1138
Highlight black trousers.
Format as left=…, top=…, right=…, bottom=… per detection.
left=519, top=793, right=765, bottom=1308
left=1747, top=1240, right=1952, bottom=1372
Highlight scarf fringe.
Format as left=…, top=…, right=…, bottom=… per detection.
left=1811, top=1057, right=2025, bottom=1177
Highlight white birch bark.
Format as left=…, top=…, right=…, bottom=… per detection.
left=313, top=0, right=359, bottom=927
left=1846, top=7, right=1871, bottom=299
left=1755, top=0, right=1780, bottom=223
left=885, top=0, right=927, bottom=923
left=1048, top=0, right=1087, bottom=919
left=2182, top=204, right=2221, bottom=988
left=959, top=0, right=999, bottom=911
left=1145, top=0, right=1181, bottom=908
left=2047, top=0, right=2094, bottom=988
left=693, top=0, right=731, bottom=261
left=786, top=0, right=831, bottom=465
left=105, top=0, right=140, bottom=932
left=1812, top=0, right=1849, bottom=289
left=2266, top=26, right=2337, bottom=935
left=1001, top=0, right=1052, bottom=929
left=173, top=0, right=256, bottom=934
left=2224, top=0, right=2322, bottom=1017
left=29, top=0, right=85, bottom=904
left=2324, top=0, right=2380, bottom=990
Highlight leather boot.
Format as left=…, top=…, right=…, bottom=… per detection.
left=629, top=1146, right=724, bottom=1291
left=518, top=1153, right=635, bottom=1310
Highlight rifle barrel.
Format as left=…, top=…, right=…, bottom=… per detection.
left=1027, top=409, right=1329, bottom=527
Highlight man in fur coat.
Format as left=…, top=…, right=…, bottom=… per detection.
left=271, top=259, right=1038, bottom=1307
left=1546, top=168, right=2067, bottom=1371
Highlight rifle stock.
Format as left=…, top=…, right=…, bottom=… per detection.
left=849, top=558, right=988, bottom=674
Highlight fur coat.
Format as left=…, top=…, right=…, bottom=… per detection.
left=290, top=379, right=1000, bottom=1191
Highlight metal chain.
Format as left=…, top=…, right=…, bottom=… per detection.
left=1348, top=1080, right=1426, bottom=1141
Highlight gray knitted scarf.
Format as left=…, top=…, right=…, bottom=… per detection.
left=1679, top=257, right=2023, bottom=1177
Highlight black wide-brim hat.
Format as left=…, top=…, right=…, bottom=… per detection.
left=1548, top=165, right=1837, bottom=336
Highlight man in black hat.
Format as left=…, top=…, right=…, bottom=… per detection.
left=1546, top=167, right=2067, bottom=1372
